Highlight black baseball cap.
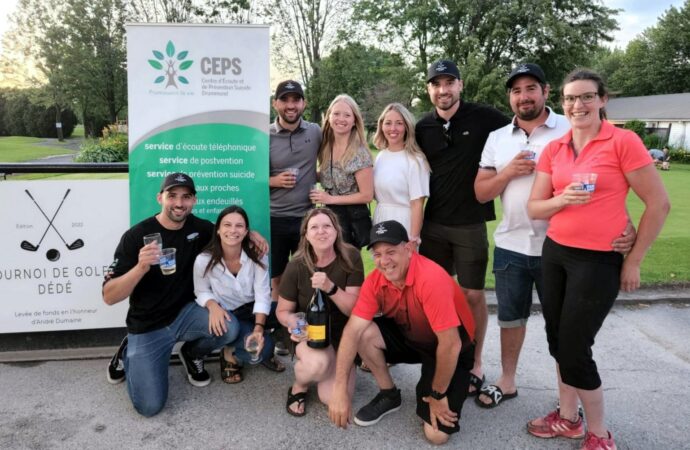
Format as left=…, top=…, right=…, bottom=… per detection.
left=367, top=220, right=409, bottom=249
left=427, top=59, right=461, bottom=83
left=160, top=172, right=196, bottom=194
left=274, top=80, right=304, bottom=99
left=506, top=63, right=547, bottom=88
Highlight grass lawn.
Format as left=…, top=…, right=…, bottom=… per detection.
left=362, top=163, right=689, bottom=288
left=0, top=136, right=72, bottom=162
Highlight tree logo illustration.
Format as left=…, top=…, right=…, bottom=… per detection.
left=148, top=41, right=193, bottom=89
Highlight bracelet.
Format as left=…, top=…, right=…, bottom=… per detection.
left=254, top=322, right=265, bottom=329
left=326, top=283, right=338, bottom=296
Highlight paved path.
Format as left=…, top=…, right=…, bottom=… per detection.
left=1, top=303, right=688, bottom=449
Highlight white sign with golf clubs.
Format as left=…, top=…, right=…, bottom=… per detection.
left=0, top=180, right=129, bottom=332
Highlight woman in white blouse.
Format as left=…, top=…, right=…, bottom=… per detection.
left=372, top=103, right=430, bottom=245
left=194, top=206, right=284, bottom=384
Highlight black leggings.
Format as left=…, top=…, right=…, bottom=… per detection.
left=540, top=237, right=623, bottom=390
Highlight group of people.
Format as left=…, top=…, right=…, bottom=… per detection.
left=102, top=59, right=670, bottom=448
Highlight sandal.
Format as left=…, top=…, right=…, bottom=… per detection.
left=261, top=355, right=286, bottom=372
left=475, top=385, right=518, bottom=408
left=286, top=386, right=307, bottom=417
left=468, top=373, right=485, bottom=396
left=220, top=354, right=243, bottom=384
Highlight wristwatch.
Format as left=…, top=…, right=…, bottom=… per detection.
left=326, top=283, right=338, bottom=296
left=430, top=389, right=447, bottom=400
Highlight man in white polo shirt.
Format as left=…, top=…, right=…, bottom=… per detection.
left=473, top=63, right=634, bottom=409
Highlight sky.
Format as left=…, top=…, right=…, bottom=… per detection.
left=0, top=0, right=686, bottom=54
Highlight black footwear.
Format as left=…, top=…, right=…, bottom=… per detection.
left=354, top=388, right=402, bottom=426
left=274, top=340, right=290, bottom=356
left=179, top=343, right=211, bottom=387
left=106, top=336, right=127, bottom=385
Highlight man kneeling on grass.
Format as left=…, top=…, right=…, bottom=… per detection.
left=328, top=220, right=476, bottom=444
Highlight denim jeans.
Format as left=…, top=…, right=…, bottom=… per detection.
left=227, top=302, right=277, bottom=364
left=124, top=302, right=238, bottom=417
left=493, top=246, right=543, bottom=328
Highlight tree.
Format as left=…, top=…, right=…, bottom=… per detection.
left=598, top=1, right=690, bottom=97
left=260, top=0, right=352, bottom=121
left=308, top=43, right=417, bottom=130
left=354, top=0, right=619, bottom=107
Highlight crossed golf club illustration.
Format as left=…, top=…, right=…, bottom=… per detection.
left=20, top=189, right=84, bottom=252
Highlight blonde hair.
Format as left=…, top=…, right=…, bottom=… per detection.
left=292, top=208, right=356, bottom=275
left=373, top=103, right=430, bottom=172
left=318, top=94, right=368, bottom=167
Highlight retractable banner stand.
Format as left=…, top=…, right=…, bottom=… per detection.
left=126, top=24, right=270, bottom=238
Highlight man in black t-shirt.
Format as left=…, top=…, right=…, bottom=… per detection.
left=102, top=173, right=236, bottom=417
left=415, top=60, right=510, bottom=397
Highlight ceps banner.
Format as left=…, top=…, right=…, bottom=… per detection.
left=126, top=24, right=270, bottom=239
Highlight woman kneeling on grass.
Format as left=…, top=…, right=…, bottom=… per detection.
left=276, top=207, right=364, bottom=416
left=527, top=68, right=669, bottom=450
left=193, top=206, right=285, bottom=384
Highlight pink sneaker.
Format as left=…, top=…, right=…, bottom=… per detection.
left=527, top=409, right=585, bottom=439
left=580, top=431, right=617, bottom=450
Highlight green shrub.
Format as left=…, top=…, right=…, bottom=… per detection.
left=668, top=148, right=690, bottom=164
left=643, top=134, right=665, bottom=150
left=75, top=125, right=128, bottom=162
left=623, top=120, right=647, bottom=139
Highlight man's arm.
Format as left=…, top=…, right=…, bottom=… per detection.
left=423, top=327, right=461, bottom=430
left=328, top=314, right=371, bottom=428
left=102, top=242, right=158, bottom=305
left=474, top=151, right=536, bottom=203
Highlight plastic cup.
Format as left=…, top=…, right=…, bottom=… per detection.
left=572, top=173, right=598, bottom=192
left=286, top=167, right=299, bottom=177
left=143, top=233, right=162, bottom=264
left=159, top=248, right=176, bottom=275
left=244, top=334, right=261, bottom=364
left=291, top=312, right=307, bottom=337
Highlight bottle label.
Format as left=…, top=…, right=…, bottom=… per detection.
left=308, top=324, right=326, bottom=341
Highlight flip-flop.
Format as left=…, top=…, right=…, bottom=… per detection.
left=475, top=384, right=518, bottom=408
left=286, top=386, right=307, bottom=417
left=468, top=373, right=485, bottom=396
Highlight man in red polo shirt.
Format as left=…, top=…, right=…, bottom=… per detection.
left=328, top=220, right=476, bottom=445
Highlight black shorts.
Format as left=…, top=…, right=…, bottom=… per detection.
left=270, top=215, right=302, bottom=278
left=419, top=221, right=488, bottom=290
left=374, top=317, right=475, bottom=435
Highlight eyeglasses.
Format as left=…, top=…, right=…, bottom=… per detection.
left=562, top=92, right=598, bottom=105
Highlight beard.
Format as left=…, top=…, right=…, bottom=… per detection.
left=279, top=109, right=303, bottom=125
left=165, top=207, right=189, bottom=223
left=515, top=102, right=544, bottom=121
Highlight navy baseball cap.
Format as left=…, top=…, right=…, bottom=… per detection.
left=160, top=172, right=196, bottom=194
left=367, top=220, right=409, bottom=249
left=506, top=63, right=547, bottom=88
left=275, top=80, right=304, bottom=99
left=427, top=59, right=461, bottom=83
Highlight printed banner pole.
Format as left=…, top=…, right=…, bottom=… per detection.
left=126, top=24, right=270, bottom=239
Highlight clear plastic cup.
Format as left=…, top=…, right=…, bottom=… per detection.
left=159, top=248, right=176, bottom=275
left=572, top=173, right=598, bottom=192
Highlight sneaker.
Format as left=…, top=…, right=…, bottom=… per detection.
left=354, top=388, right=402, bottom=426
left=527, top=409, right=585, bottom=439
left=274, top=340, right=290, bottom=356
left=581, top=431, right=617, bottom=450
left=179, top=343, right=211, bottom=387
left=106, top=336, right=127, bottom=385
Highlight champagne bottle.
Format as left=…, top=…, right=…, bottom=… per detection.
left=307, top=288, right=329, bottom=349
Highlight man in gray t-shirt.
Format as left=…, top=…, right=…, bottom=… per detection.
left=269, top=80, right=321, bottom=304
